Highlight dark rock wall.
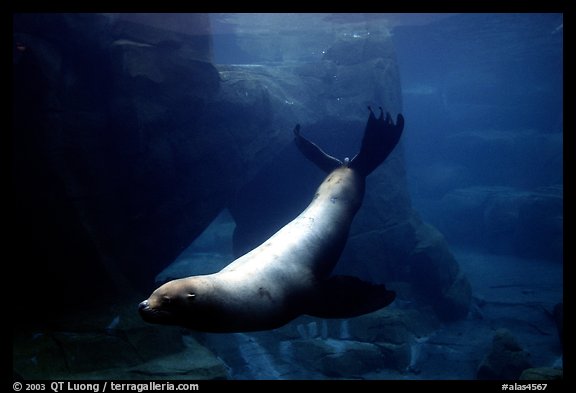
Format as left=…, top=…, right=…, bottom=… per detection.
left=13, top=14, right=125, bottom=325
left=12, top=13, right=275, bottom=325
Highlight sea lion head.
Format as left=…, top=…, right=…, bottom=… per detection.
left=138, top=276, right=215, bottom=328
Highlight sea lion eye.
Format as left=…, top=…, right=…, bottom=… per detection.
left=187, top=293, right=196, bottom=300
left=161, top=295, right=171, bottom=305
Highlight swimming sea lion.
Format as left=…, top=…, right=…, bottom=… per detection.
left=139, top=107, right=404, bottom=332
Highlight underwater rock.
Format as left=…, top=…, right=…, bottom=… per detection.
left=519, top=367, right=562, bottom=380
left=444, top=130, right=563, bottom=189
left=327, top=308, right=433, bottom=372
left=345, top=307, right=439, bottom=344
left=13, top=330, right=143, bottom=378
left=12, top=323, right=225, bottom=380
left=110, top=14, right=213, bottom=63
left=514, top=187, right=563, bottom=261
left=378, top=342, right=412, bottom=372
left=346, top=309, right=410, bottom=344
left=52, top=332, right=143, bottom=373
left=410, top=162, right=472, bottom=200
left=288, top=339, right=389, bottom=377
left=407, top=220, right=472, bottom=320
left=123, top=326, right=184, bottom=362
left=129, top=340, right=227, bottom=380
left=12, top=294, right=225, bottom=379
left=323, top=30, right=396, bottom=66
left=477, top=328, right=533, bottom=380
left=13, top=333, right=70, bottom=379
left=439, top=186, right=563, bottom=261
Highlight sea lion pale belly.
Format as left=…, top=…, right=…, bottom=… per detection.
left=139, top=107, right=404, bottom=332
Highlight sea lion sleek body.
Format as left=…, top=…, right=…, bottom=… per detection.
left=139, top=107, right=404, bottom=332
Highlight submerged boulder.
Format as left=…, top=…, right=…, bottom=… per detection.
left=12, top=298, right=227, bottom=380
left=288, top=338, right=404, bottom=377
left=519, top=367, right=562, bottom=380
left=477, top=328, right=532, bottom=380
left=402, top=218, right=472, bottom=320
left=281, top=308, right=436, bottom=376
left=438, top=186, right=563, bottom=261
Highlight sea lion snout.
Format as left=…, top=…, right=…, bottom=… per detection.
left=138, top=300, right=153, bottom=320
left=138, top=298, right=169, bottom=324
left=138, top=299, right=149, bottom=311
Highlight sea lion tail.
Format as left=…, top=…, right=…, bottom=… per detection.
left=293, top=124, right=343, bottom=173
left=349, top=106, right=404, bottom=177
left=293, top=107, right=403, bottom=176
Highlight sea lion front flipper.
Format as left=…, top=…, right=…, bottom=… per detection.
left=293, top=124, right=343, bottom=173
left=305, top=275, right=396, bottom=319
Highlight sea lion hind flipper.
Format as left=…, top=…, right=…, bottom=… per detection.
left=305, top=275, right=396, bottom=319
left=349, top=108, right=404, bottom=177
left=293, top=124, right=343, bottom=173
